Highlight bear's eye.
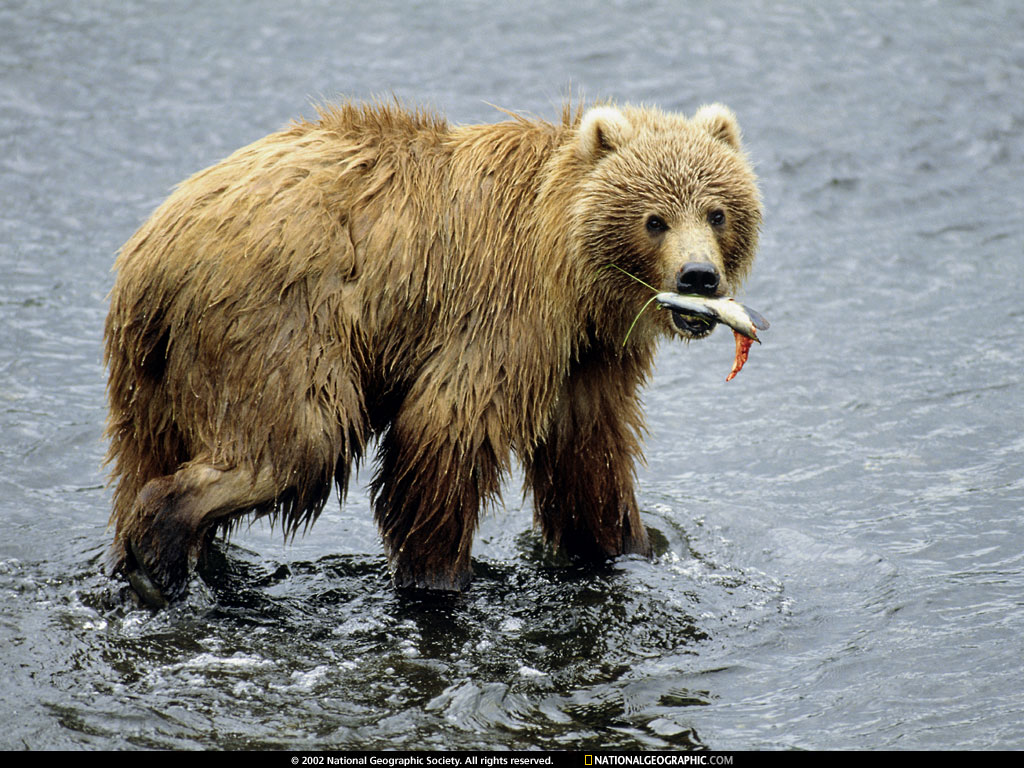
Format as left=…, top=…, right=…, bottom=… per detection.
left=645, top=215, right=669, bottom=234
left=707, top=209, right=727, bottom=228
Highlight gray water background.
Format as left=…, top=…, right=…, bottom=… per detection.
left=2, top=0, right=1023, bottom=751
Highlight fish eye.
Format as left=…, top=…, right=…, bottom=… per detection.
left=707, top=209, right=727, bottom=228
left=645, top=215, right=669, bottom=234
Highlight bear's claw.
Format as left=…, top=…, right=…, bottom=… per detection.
left=125, top=538, right=170, bottom=608
left=123, top=527, right=195, bottom=608
left=391, top=563, right=473, bottom=592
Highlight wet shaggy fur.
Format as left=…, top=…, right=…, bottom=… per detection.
left=104, top=99, right=761, bottom=603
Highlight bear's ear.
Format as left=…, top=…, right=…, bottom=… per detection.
left=577, top=106, right=634, bottom=161
left=693, top=103, right=743, bottom=150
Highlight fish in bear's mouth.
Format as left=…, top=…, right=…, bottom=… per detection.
left=656, top=292, right=770, bottom=380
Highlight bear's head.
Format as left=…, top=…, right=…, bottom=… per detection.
left=572, top=103, right=762, bottom=341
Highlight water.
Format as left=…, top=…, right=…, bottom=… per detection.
left=2, top=0, right=1023, bottom=751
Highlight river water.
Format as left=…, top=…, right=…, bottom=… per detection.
left=2, top=0, right=1023, bottom=751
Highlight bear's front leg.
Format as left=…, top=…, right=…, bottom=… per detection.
left=527, top=354, right=652, bottom=561
left=371, top=404, right=504, bottom=591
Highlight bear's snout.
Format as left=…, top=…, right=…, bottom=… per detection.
left=676, top=262, right=720, bottom=296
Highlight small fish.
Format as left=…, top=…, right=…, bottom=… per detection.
left=655, top=292, right=770, bottom=381
left=654, top=293, right=770, bottom=342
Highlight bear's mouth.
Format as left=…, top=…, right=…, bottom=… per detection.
left=669, top=309, right=716, bottom=339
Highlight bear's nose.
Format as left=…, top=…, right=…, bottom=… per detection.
left=676, top=262, right=720, bottom=296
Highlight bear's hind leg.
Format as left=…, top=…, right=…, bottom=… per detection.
left=113, top=461, right=280, bottom=607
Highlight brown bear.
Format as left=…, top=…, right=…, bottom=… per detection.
left=104, top=99, right=762, bottom=606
